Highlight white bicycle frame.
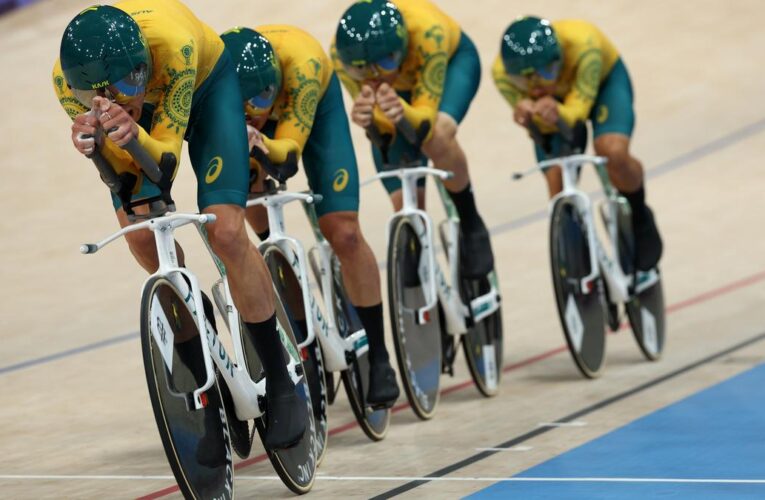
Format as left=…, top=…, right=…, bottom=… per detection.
left=514, top=154, right=659, bottom=304
left=362, top=165, right=502, bottom=337
left=81, top=211, right=301, bottom=421
left=246, top=191, right=368, bottom=373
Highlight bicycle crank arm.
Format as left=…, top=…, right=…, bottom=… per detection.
left=470, top=287, right=502, bottom=324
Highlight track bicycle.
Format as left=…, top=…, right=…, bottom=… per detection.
left=363, top=157, right=504, bottom=420
left=81, top=138, right=317, bottom=497
left=246, top=179, right=392, bottom=445
left=512, top=121, right=666, bottom=378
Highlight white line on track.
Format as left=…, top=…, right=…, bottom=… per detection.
left=537, top=421, right=588, bottom=427
left=2, top=474, right=765, bottom=484
left=475, top=446, right=533, bottom=452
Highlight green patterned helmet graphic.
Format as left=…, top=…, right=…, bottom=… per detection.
left=501, top=16, right=561, bottom=76
left=221, top=27, right=282, bottom=108
left=60, top=5, right=151, bottom=91
left=335, top=0, right=408, bottom=67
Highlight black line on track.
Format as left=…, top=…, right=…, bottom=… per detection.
left=370, top=330, right=765, bottom=499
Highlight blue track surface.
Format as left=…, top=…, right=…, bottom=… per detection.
left=467, top=363, right=765, bottom=499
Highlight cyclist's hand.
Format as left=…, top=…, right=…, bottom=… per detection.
left=247, top=124, right=269, bottom=156
left=94, top=97, right=138, bottom=147
left=71, top=111, right=99, bottom=156
left=514, top=99, right=534, bottom=127
left=376, top=83, right=403, bottom=124
left=351, top=85, right=375, bottom=128
left=533, top=96, right=559, bottom=126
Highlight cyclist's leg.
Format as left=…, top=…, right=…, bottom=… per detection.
left=370, top=121, right=427, bottom=211
left=420, top=31, right=493, bottom=278
left=305, top=75, right=399, bottom=404
left=533, top=136, right=565, bottom=198
left=189, top=50, right=305, bottom=448
left=113, top=190, right=187, bottom=273
left=591, top=58, right=662, bottom=270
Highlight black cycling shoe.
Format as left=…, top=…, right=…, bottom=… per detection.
left=366, top=360, right=400, bottom=408
left=633, top=206, right=663, bottom=272
left=459, top=221, right=495, bottom=279
left=263, top=382, right=307, bottom=450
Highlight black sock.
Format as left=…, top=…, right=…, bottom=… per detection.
left=256, top=228, right=270, bottom=242
left=448, top=184, right=482, bottom=231
left=355, top=303, right=388, bottom=364
left=245, top=314, right=292, bottom=392
left=620, top=186, right=647, bottom=225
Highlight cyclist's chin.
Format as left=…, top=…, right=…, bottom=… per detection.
left=247, top=115, right=269, bottom=130
left=365, top=74, right=397, bottom=88
left=530, top=87, right=555, bottom=99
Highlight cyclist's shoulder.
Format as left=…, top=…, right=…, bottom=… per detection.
left=397, top=0, right=460, bottom=41
left=117, top=0, right=222, bottom=64
left=554, top=19, right=616, bottom=51
left=258, top=24, right=329, bottom=63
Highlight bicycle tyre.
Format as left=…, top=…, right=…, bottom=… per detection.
left=460, top=273, right=504, bottom=397
left=261, top=243, right=329, bottom=466
left=239, top=251, right=317, bottom=494
left=330, top=255, right=391, bottom=441
left=140, top=276, right=234, bottom=500
left=387, top=216, right=441, bottom=420
left=438, top=221, right=503, bottom=397
left=307, top=249, right=391, bottom=441
left=615, top=205, right=666, bottom=361
left=550, top=198, right=607, bottom=378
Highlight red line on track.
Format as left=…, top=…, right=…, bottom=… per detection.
left=138, top=269, right=765, bottom=499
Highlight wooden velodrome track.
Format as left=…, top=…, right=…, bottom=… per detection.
left=1, top=0, right=763, bottom=498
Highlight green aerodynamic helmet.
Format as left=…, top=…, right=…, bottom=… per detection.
left=221, top=27, right=282, bottom=110
left=60, top=5, right=151, bottom=106
left=335, top=0, right=408, bottom=75
left=501, top=16, right=561, bottom=79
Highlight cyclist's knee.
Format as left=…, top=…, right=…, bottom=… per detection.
left=422, top=113, right=458, bottom=159
left=594, top=134, right=630, bottom=169
left=125, top=229, right=156, bottom=263
left=322, top=216, right=363, bottom=259
left=206, top=207, right=248, bottom=260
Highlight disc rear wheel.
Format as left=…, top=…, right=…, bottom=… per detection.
left=140, top=276, right=234, bottom=499
left=550, top=199, right=607, bottom=378
left=262, top=244, right=328, bottom=466
left=387, top=217, right=441, bottom=420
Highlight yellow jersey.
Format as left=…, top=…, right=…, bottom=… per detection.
left=52, top=0, right=224, bottom=180
left=256, top=25, right=333, bottom=165
left=331, top=0, right=462, bottom=139
left=492, top=19, right=620, bottom=130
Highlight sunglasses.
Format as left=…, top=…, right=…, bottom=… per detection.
left=343, top=52, right=403, bottom=81
left=508, top=61, right=561, bottom=91
left=71, top=64, right=150, bottom=108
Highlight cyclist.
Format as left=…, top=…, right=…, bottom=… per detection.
left=52, top=1, right=305, bottom=449
left=220, top=25, right=400, bottom=407
left=331, top=0, right=495, bottom=280
left=493, top=16, right=662, bottom=271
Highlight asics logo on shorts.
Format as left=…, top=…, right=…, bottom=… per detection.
left=597, top=105, right=609, bottom=124
left=205, top=156, right=224, bottom=184
left=333, top=168, right=350, bottom=192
